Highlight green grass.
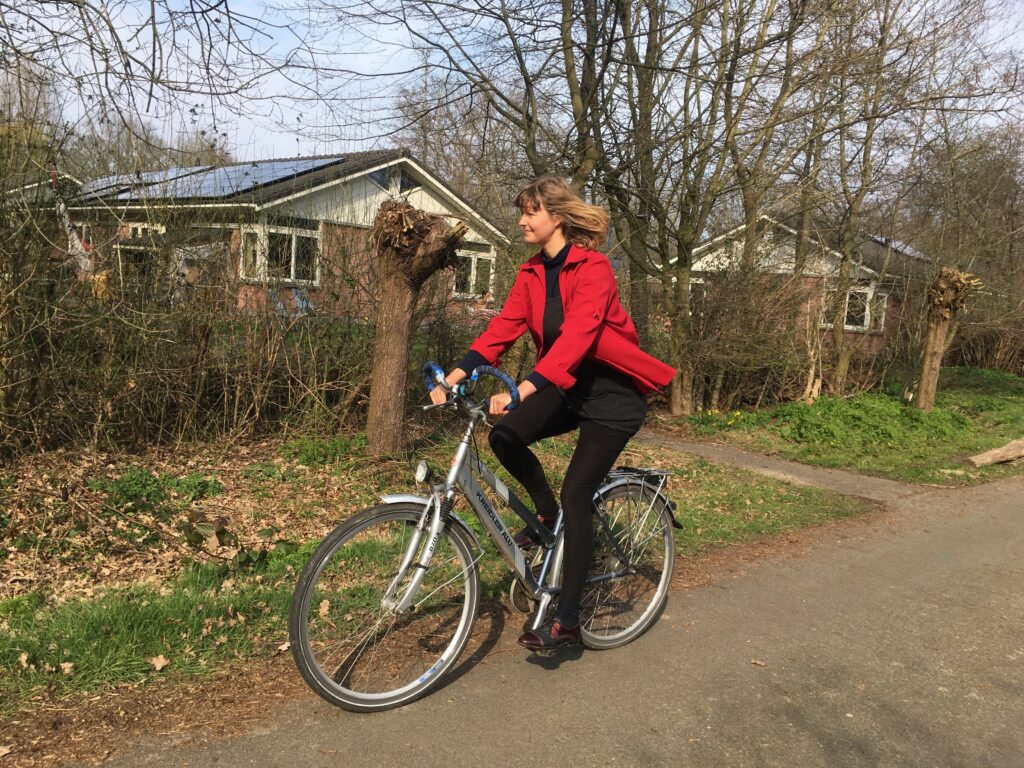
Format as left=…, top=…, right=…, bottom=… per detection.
left=88, top=466, right=225, bottom=522
left=0, top=544, right=314, bottom=717
left=673, top=459, right=869, bottom=554
left=280, top=433, right=368, bottom=467
left=684, top=367, right=1024, bottom=484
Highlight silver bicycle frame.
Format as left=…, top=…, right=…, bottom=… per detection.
left=380, top=405, right=674, bottom=630
left=446, top=411, right=556, bottom=598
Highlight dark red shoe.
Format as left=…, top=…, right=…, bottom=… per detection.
left=512, top=515, right=556, bottom=549
left=518, top=620, right=581, bottom=650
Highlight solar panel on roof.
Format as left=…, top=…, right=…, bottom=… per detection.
left=77, top=166, right=211, bottom=199
left=114, top=156, right=348, bottom=201
left=78, top=173, right=133, bottom=195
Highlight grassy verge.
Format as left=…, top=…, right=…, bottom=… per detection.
left=1, top=428, right=869, bottom=716
left=679, top=367, right=1024, bottom=485
left=0, top=545, right=313, bottom=718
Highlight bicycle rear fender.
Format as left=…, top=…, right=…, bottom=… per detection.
left=380, top=494, right=486, bottom=550
left=593, top=481, right=684, bottom=530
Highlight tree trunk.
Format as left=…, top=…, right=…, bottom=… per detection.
left=915, top=267, right=979, bottom=412
left=366, top=276, right=418, bottom=454
left=966, top=438, right=1024, bottom=468
left=366, top=201, right=468, bottom=455
left=666, top=262, right=694, bottom=417
left=670, top=367, right=693, bottom=417
left=628, top=264, right=650, bottom=345
left=710, top=368, right=725, bottom=411
left=915, top=314, right=949, bottom=412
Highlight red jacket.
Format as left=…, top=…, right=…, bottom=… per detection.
left=469, top=244, right=676, bottom=394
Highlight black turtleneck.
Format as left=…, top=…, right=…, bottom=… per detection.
left=539, top=241, right=571, bottom=354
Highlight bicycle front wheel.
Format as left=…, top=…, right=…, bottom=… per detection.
left=289, top=503, right=480, bottom=712
left=580, top=484, right=675, bottom=649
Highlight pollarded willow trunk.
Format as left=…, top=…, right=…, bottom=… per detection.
left=366, top=200, right=467, bottom=456
left=915, top=267, right=980, bottom=413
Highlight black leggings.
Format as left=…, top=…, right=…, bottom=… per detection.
left=487, top=385, right=637, bottom=628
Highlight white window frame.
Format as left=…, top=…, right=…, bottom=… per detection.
left=821, top=285, right=886, bottom=333
left=239, top=224, right=321, bottom=286
left=125, top=222, right=166, bottom=240
left=454, top=250, right=496, bottom=299
left=114, top=222, right=167, bottom=266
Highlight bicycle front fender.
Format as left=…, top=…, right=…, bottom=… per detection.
left=380, top=493, right=432, bottom=506
left=379, top=493, right=484, bottom=551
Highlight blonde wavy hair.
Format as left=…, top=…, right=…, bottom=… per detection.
left=515, top=176, right=610, bottom=251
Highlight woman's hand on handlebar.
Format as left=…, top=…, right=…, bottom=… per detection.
left=489, top=380, right=537, bottom=415
left=429, top=368, right=468, bottom=406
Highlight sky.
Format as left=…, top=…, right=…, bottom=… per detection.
left=46, top=0, right=1024, bottom=164
left=225, top=0, right=1024, bottom=161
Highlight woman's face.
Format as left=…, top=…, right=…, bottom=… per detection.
left=518, top=201, right=562, bottom=247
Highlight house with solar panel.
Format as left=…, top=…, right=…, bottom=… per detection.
left=56, top=149, right=508, bottom=317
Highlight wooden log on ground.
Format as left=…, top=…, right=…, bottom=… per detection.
left=966, top=438, right=1024, bottom=468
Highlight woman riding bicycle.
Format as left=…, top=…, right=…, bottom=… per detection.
left=429, top=176, right=675, bottom=650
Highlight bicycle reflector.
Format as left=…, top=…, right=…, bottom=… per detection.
left=414, top=461, right=432, bottom=484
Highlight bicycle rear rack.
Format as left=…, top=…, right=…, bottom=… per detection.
left=604, top=466, right=683, bottom=530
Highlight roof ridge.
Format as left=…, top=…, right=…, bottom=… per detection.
left=213, top=148, right=404, bottom=170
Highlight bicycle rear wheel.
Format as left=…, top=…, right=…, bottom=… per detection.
left=580, top=484, right=675, bottom=649
left=289, top=502, right=480, bottom=712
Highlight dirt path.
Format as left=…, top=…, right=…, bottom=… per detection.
left=636, top=429, right=923, bottom=502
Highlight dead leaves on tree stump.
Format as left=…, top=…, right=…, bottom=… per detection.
left=928, top=267, right=982, bottom=321
left=371, top=200, right=469, bottom=288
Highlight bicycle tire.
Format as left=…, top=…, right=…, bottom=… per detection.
left=579, top=483, right=675, bottom=649
left=289, top=502, right=480, bottom=712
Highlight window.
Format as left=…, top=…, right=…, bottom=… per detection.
left=267, top=232, right=291, bottom=278
left=399, top=170, right=421, bottom=193
left=454, top=251, right=495, bottom=298
left=822, top=286, right=886, bottom=333
left=368, top=168, right=390, bottom=191
left=294, top=235, right=318, bottom=282
left=368, top=167, right=421, bottom=194
left=239, top=226, right=320, bottom=285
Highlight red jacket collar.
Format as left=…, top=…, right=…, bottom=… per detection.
left=519, top=242, right=590, bottom=275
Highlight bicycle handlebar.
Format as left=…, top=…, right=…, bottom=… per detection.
left=422, top=361, right=447, bottom=393
left=421, top=360, right=519, bottom=411
left=470, top=365, right=520, bottom=410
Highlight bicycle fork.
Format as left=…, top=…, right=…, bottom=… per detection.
left=380, top=495, right=446, bottom=614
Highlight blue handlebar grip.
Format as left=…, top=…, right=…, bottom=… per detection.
left=422, top=361, right=446, bottom=392
left=471, top=365, right=520, bottom=410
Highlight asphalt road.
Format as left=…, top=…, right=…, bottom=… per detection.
left=97, top=474, right=1024, bottom=768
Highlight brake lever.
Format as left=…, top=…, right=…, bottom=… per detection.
left=421, top=399, right=456, bottom=412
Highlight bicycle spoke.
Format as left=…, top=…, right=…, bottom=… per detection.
left=579, top=484, right=673, bottom=648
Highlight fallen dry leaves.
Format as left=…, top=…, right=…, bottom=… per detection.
left=0, top=436, right=416, bottom=602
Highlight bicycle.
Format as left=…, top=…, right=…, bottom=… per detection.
left=288, top=361, right=680, bottom=712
